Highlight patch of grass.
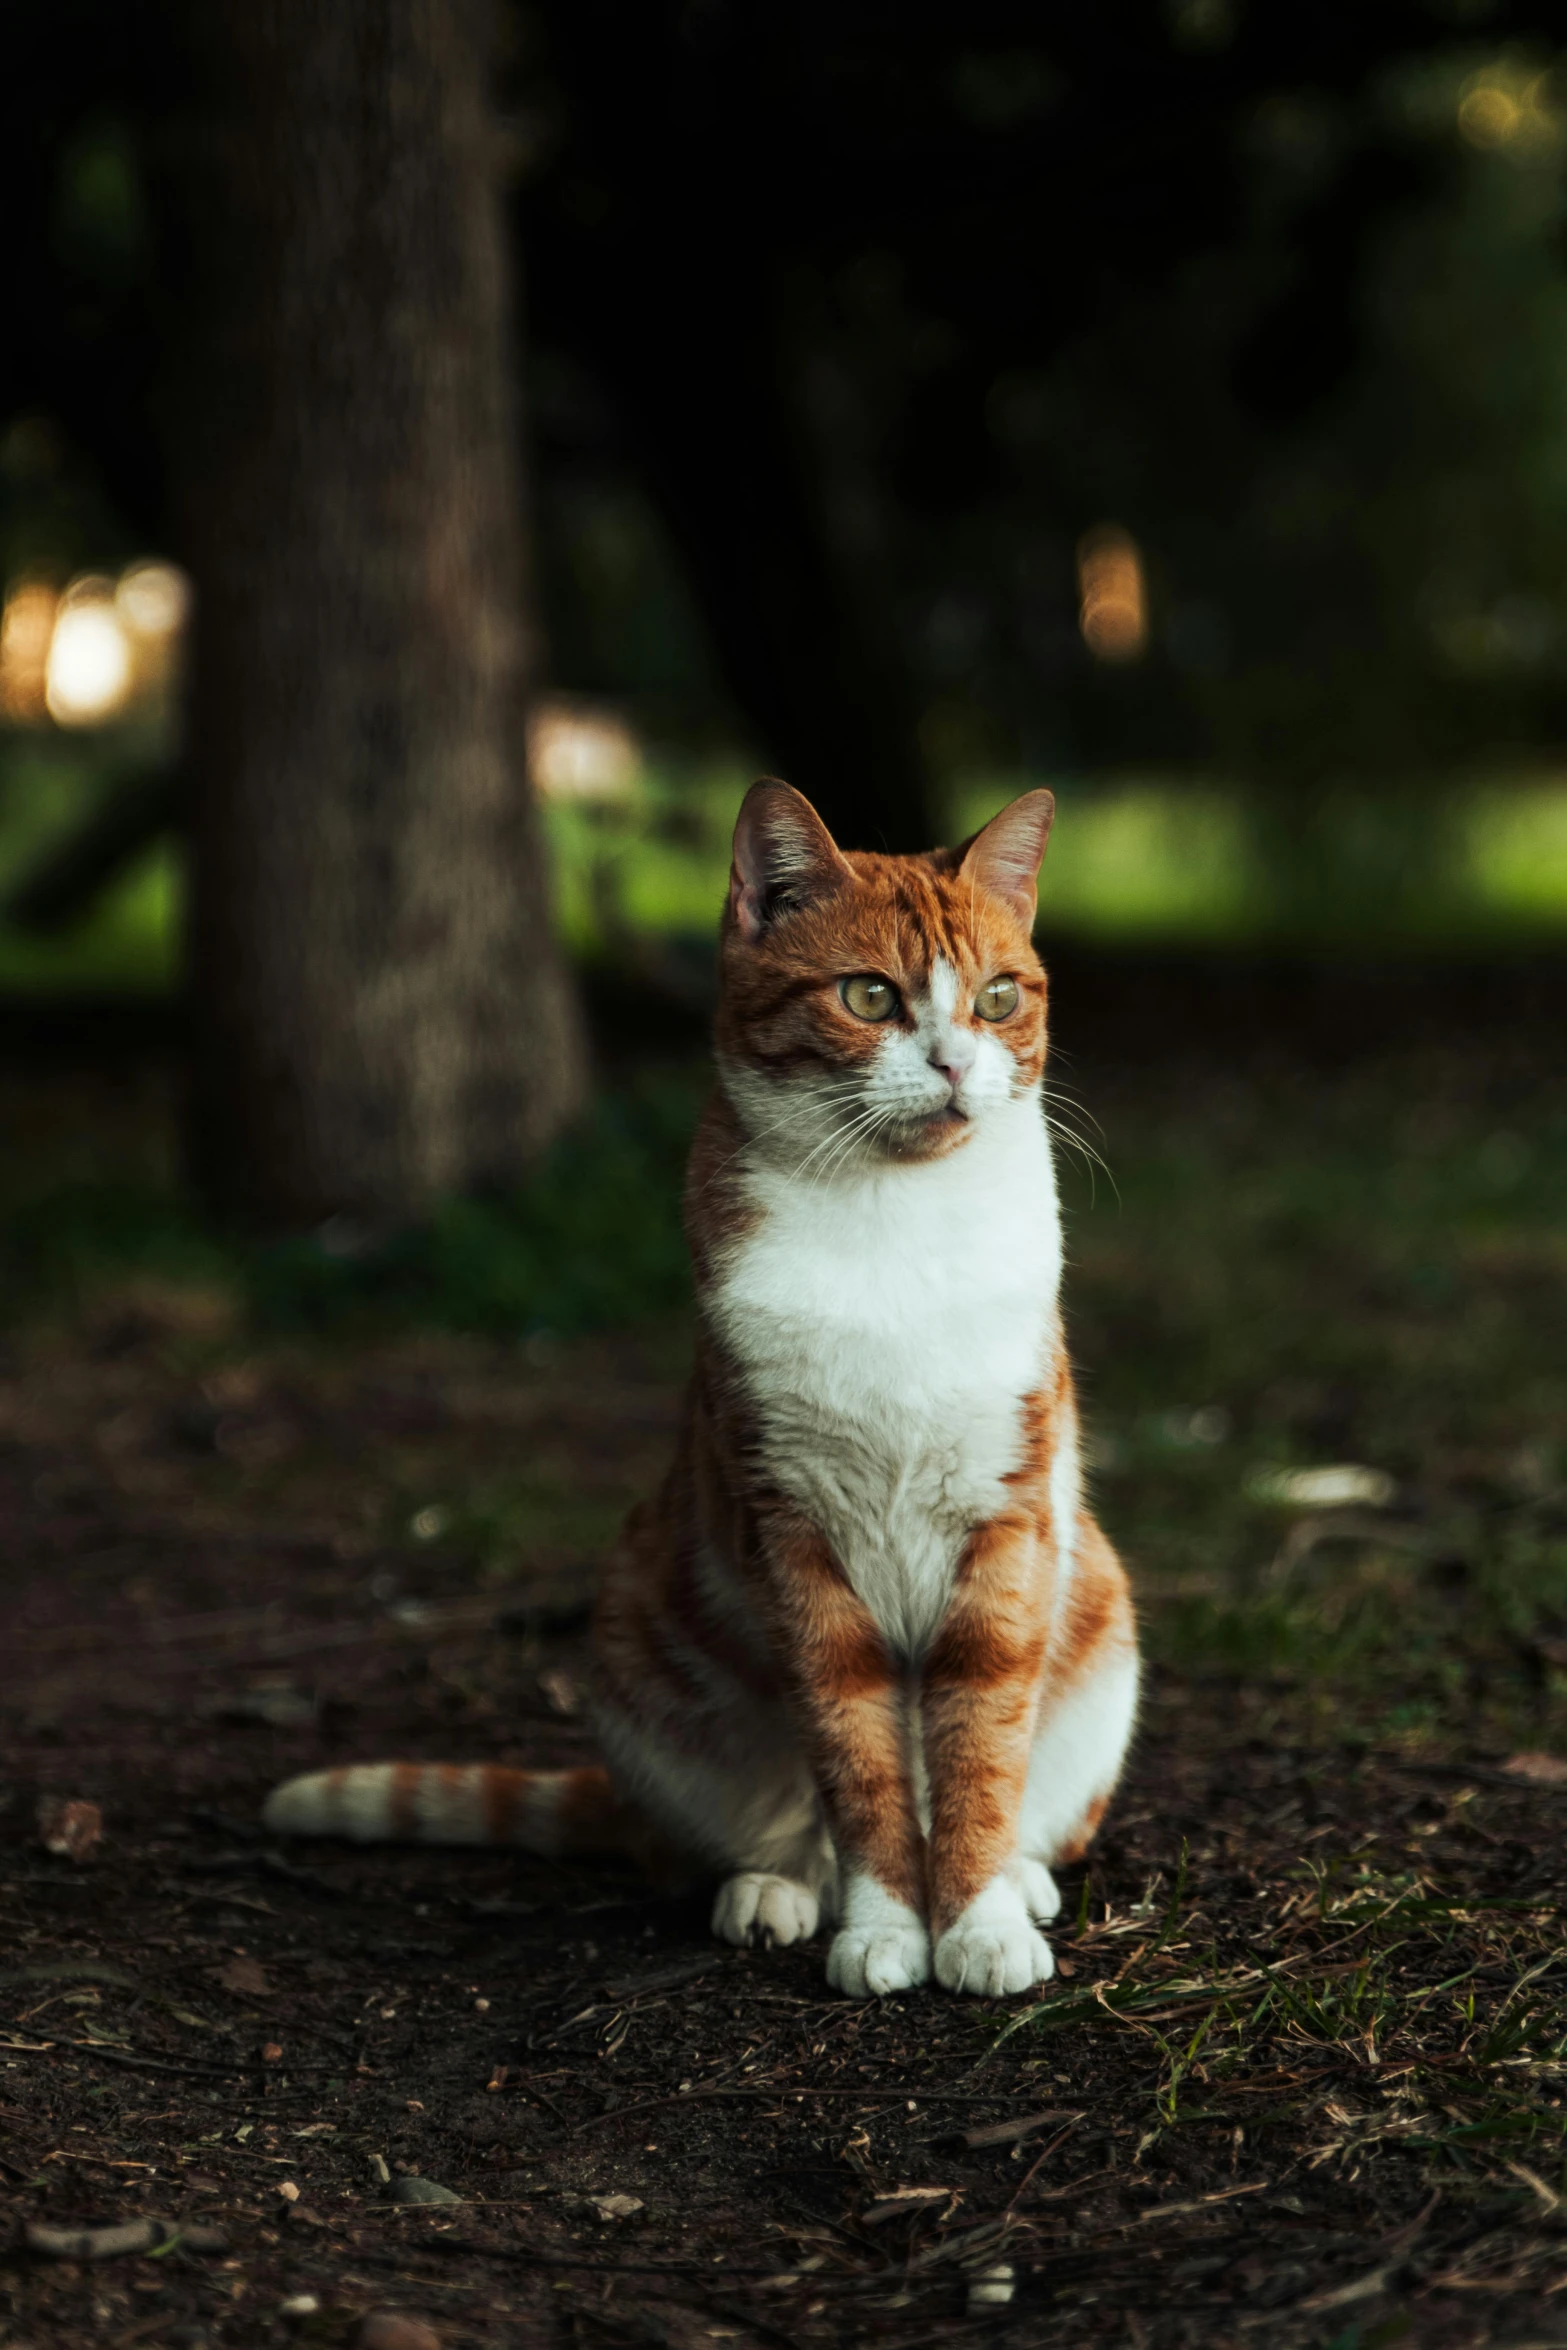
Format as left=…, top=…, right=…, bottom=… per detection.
left=0, top=1068, right=704, bottom=1343
left=251, top=1075, right=700, bottom=1342
left=1060, top=1048, right=1567, bottom=1751
left=0, top=1166, right=234, bottom=1311
left=1007, top=1846, right=1567, bottom=2196
left=385, top=1470, right=633, bottom=1583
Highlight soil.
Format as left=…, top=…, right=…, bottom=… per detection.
left=2, top=1307, right=1565, bottom=2350
left=4, top=986, right=1567, bottom=2350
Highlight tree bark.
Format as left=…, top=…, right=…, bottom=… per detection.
left=161, top=0, right=585, bottom=1226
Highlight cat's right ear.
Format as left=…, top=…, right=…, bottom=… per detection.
left=727, top=780, right=852, bottom=942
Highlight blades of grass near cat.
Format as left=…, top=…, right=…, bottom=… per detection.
left=988, top=1965, right=1268, bottom=2051
left=1146, top=1836, right=1188, bottom=1962
left=990, top=1861, right=1567, bottom=2203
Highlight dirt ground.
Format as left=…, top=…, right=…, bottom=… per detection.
left=3, top=1006, right=1567, bottom=2349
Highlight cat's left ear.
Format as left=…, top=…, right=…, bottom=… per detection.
left=955, top=789, right=1055, bottom=927
left=728, top=779, right=852, bottom=942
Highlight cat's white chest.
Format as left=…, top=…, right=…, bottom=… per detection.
left=709, top=1105, right=1063, bottom=1657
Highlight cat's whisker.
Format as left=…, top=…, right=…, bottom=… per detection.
left=1044, top=1083, right=1108, bottom=1143
left=805, top=1103, right=907, bottom=1189
left=790, top=1098, right=902, bottom=1188
left=782, top=1107, right=878, bottom=1187
left=701, top=1080, right=872, bottom=1185
left=803, top=1091, right=925, bottom=1184
left=1045, top=1093, right=1113, bottom=1162
left=1044, top=1110, right=1120, bottom=1206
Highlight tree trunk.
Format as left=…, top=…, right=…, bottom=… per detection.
left=162, top=0, right=585, bottom=1226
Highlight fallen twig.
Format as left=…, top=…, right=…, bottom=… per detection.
left=964, top=2105, right=1083, bottom=2149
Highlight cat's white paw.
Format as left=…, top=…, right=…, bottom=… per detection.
left=825, top=1877, right=930, bottom=1998
left=826, top=1923, right=931, bottom=1997
left=711, top=1871, right=820, bottom=1949
left=1007, top=1854, right=1063, bottom=1924
left=934, top=1878, right=1055, bottom=1997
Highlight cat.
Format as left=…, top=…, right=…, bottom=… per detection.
left=266, top=780, right=1139, bottom=1997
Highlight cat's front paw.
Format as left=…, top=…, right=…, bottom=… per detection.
left=711, top=1871, right=820, bottom=1949
left=934, top=1878, right=1055, bottom=1997
left=825, top=1878, right=930, bottom=1998
left=826, top=1923, right=931, bottom=1997
left=1007, top=1854, right=1063, bottom=1923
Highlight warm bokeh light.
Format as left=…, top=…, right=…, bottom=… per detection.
left=116, top=560, right=191, bottom=641
left=529, top=698, right=641, bottom=799
left=45, top=579, right=134, bottom=726
left=0, top=558, right=193, bottom=729
left=0, top=581, right=58, bottom=722
left=1077, top=525, right=1147, bottom=662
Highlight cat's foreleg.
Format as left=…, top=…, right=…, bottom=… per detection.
left=757, top=1508, right=929, bottom=1997
left=1017, top=1512, right=1139, bottom=1875
left=921, top=1510, right=1056, bottom=1996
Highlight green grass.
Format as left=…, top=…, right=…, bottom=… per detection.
left=0, top=1068, right=703, bottom=1342
left=1001, top=1854, right=1567, bottom=2190
left=1056, top=1054, right=1567, bottom=1753
left=249, top=1079, right=701, bottom=1341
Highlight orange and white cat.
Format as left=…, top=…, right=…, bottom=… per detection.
left=267, top=782, right=1139, bottom=1997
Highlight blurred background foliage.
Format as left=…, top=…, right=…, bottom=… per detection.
left=4, top=3, right=1567, bottom=986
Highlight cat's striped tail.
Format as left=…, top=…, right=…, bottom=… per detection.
left=263, top=1761, right=632, bottom=1854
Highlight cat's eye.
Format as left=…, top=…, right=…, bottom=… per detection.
left=976, top=975, right=1019, bottom=1022
left=840, top=974, right=898, bottom=1022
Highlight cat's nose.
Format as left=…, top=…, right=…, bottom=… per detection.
left=931, top=1038, right=975, bottom=1089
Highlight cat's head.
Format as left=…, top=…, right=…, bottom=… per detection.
left=715, top=781, right=1054, bottom=1167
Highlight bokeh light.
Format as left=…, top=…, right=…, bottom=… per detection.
left=1457, top=61, right=1565, bottom=156
left=529, top=699, right=641, bottom=799
left=0, top=582, right=58, bottom=723
left=1077, top=525, right=1147, bottom=663
left=0, top=559, right=192, bottom=730
left=116, top=560, right=191, bottom=641
left=44, top=578, right=134, bottom=726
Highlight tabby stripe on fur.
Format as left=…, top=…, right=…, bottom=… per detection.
left=263, top=1762, right=627, bottom=1852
